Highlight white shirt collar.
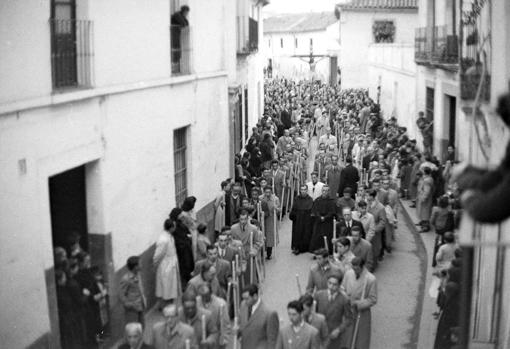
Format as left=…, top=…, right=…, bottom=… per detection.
left=251, top=298, right=261, bottom=315
left=292, top=320, right=305, bottom=333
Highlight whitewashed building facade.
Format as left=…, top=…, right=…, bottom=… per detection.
left=0, top=0, right=266, bottom=347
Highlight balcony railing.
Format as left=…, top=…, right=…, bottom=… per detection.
left=237, top=16, right=258, bottom=54
left=415, top=27, right=432, bottom=63
left=415, top=26, right=459, bottom=67
left=460, top=22, right=491, bottom=101
left=50, top=19, right=94, bottom=89
left=170, top=25, right=192, bottom=75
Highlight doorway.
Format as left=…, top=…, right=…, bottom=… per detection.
left=49, top=164, right=88, bottom=251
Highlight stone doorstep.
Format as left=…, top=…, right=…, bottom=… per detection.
left=399, top=199, right=439, bottom=349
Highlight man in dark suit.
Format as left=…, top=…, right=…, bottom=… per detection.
left=118, top=322, right=154, bottom=349
left=336, top=207, right=365, bottom=238
left=337, top=157, right=360, bottom=197
left=239, top=284, right=279, bottom=349
left=215, top=231, right=240, bottom=264
left=314, top=274, right=354, bottom=349
left=193, top=245, right=231, bottom=293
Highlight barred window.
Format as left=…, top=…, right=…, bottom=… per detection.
left=174, top=127, right=188, bottom=207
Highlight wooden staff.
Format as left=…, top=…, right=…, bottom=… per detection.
left=250, top=231, right=254, bottom=284
left=350, top=277, right=368, bottom=349
left=295, top=274, right=303, bottom=296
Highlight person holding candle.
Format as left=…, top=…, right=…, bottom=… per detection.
left=196, top=283, right=230, bottom=349
left=193, top=245, right=231, bottom=295
left=186, top=261, right=224, bottom=300
left=300, top=294, right=329, bottom=348
left=180, top=290, right=218, bottom=348
left=276, top=300, right=320, bottom=349
left=342, top=257, right=377, bottom=349
left=230, top=210, right=263, bottom=285
left=259, top=187, right=281, bottom=260
left=306, top=248, right=342, bottom=295
left=149, top=303, right=196, bottom=349
left=239, top=284, right=279, bottom=349
left=314, top=274, right=353, bottom=349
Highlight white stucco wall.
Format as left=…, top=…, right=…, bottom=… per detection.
left=367, top=43, right=417, bottom=137
left=0, top=0, right=235, bottom=347
left=339, top=9, right=418, bottom=89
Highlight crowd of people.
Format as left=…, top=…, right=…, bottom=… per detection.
left=52, top=77, right=466, bottom=349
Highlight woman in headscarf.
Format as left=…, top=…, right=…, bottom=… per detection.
left=169, top=208, right=195, bottom=288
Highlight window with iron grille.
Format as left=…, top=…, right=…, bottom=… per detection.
left=50, top=0, right=93, bottom=89
left=174, top=127, right=188, bottom=207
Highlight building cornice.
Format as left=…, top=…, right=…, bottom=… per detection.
left=0, top=71, right=228, bottom=117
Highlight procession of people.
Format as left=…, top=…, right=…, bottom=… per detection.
left=52, top=77, right=464, bottom=349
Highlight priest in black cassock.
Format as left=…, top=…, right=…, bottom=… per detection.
left=309, top=185, right=337, bottom=254
left=289, top=184, right=314, bottom=255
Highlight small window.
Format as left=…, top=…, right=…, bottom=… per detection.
left=295, top=38, right=298, bottom=48
left=372, top=20, right=395, bottom=43
left=310, top=38, right=313, bottom=48
left=280, top=38, right=283, bottom=48
left=268, top=39, right=271, bottom=48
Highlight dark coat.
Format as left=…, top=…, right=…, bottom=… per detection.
left=289, top=194, right=314, bottom=253
left=338, top=164, right=360, bottom=196
left=314, top=290, right=354, bottom=349
left=172, top=220, right=195, bottom=286
left=310, top=196, right=337, bottom=254
left=240, top=301, right=279, bottom=349
left=336, top=219, right=365, bottom=238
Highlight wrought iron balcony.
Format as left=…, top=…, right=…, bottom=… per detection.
left=415, top=26, right=459, bottom=68
left=170, top=25, right=192, bottom=75
left=237, top=16, right=259, bottom=54
left=50, top=19, right=94, bottom=89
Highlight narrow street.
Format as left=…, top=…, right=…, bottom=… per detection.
left=260, top=136, right=428, bottom=348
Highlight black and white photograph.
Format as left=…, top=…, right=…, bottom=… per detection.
left=1, top=0, right=509, bottom=348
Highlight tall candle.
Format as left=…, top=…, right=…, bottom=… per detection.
left=201, top=314, right=206, bottom=341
